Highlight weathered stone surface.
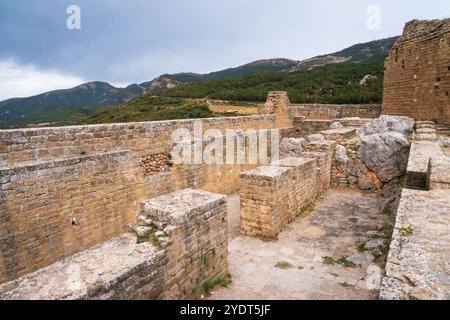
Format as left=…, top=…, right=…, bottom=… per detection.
left=280, top=138, right=307, bottom=157
left=0, top=235, right=166, bottom=300
left=347, top=253, right=374, bottom=267
left=364, top=239, right=386, bottom=252
left=382, top=18, right=450, bottom=125
left=329, top=121, right=344, bottom=130
left=307, top=134, right=325, bottom=143
left=380, top=189, right=450, bottom=300
left=358, top=115, right=414, bottom=136
left=427, top=156, right=450, bottom=190
left=406, top=141, right=443, bottom=190
left=359, top=74, right=378, bottom=86
left=333, top=145, right=349, bottom=172
left=358, top=132, right=411, bottom=183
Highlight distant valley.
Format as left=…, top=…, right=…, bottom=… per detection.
left=0, top=37, right=398, bottom=129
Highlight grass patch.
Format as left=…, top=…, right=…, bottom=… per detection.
left=298, top=265, right=304, bottom=270
left=322, top=256, right=336, bottom=265
left=275, top=261, right=294, bottom=269
left=323, top=256, right=356, bottom=268
left=337, top=256, right=357, bottom=268
left=357, top=242, right=367, bottom=252
left=203, top=274, right=232, bottom=295
left=400, top=225, right=414, bottom=236
left=406, top=130, right=414, bottom=142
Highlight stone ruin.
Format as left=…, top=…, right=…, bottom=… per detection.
left=0, top=18, right=449, bottom=300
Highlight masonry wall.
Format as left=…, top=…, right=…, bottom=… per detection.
left=290, top=104, right=381, bottom=120
left=135, top=189, right=228, bottom=300
left=0, top=115, right=276, bottom=167
left=293, top=118, right=332, bottom=137
left=382, top=19, right=450, bottom=124
left=240, top=156, right=322, bottom=239
left=0, top=189, right=229, bottom=300
left=0, top=151, right=150, bottom=284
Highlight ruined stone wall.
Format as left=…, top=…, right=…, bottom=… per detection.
left=135, top=189, right=228, bottom=300
left=0, top=116, right=276, bottom=167
left=290, top=104, right=381, bottom=120
left=382, top=19, right=450, bottom=124
left=0, top=189, right=229, bottom=300
left=293, top=118, right=332, bottom=138
left=0, top=151, right=150, bottom=284
left=239, top=137, right=336, bottom=239
left=259, top=91, right=293, bottom=128
left=240, top=166, right=295, bottom=238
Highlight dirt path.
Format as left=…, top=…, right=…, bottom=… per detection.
left=211, top=188, right=392, bottom=300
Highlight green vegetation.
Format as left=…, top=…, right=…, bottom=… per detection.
left=322, top=256, right=356, bottom=268
left=85, top=97, right=214, bottom=124
left=162, top=59, right=385, bottom=104
left=340, top=282, right=355, bottom=289
left=400, top=225, right=414, bottom=236
left=336, top=256, right=357, bottom=268
left=274, top=261, right=294, bottom=269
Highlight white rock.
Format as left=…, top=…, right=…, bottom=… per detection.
left=358, top=115, right=414, bottom=137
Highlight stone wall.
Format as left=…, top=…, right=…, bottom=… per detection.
left=0, top=116, right=276, bottom=167
left=260, top=91, right=293, bottom=128
left=0, top=151, right=150, bottom=284
left=135, top=189, right=228, bottom=299
left=290, top=104, right=381, bottom=120
left=240, top=165, right=296, bottom=239
left=240, top=136, right=336, bottom=239
left=293, top=118, right=332, bottom=137
left=382, top=19, right=450, bottom=124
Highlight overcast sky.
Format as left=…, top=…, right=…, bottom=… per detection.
left=0, top=0, right=449, bottom=101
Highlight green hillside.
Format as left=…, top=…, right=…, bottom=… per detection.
left=85, top=97, right=216, bottom=124
left=161, top=58, right=385, bottom=104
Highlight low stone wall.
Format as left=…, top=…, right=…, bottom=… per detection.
left=406, top=141, right=443, bottom=190
left=380, top=188, right=450, bottom=300
left=239, top=141, right=334, bottom=239
left=0, top=150, right=150, bottom=284
left=293, top=118, right=332, bottom=138
left=240, top=166, right=293, bottom=238
left=135, top=188, right=228, bottom=299
left=0, top=188, right=229, bottom=300
left=272, top=157, right=318, bottom=212
left=290, top=104, right=381, bottom=120
left=0, top=115, right=277, bottom=167
left=427, top=156, right=450, bottom=190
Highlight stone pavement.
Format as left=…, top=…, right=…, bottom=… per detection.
left=211, top=188, right=392, bottom=300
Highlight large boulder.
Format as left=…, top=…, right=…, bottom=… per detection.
left=358, top=132, right=411, bottom=183
left=333, top=145, right=349, bottom=172
left=280, top=138, right=307, bottom=157
left=358, top=115, right=414, bottom=137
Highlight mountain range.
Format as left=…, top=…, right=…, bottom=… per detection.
left=0, top=36, right=398, bottom=128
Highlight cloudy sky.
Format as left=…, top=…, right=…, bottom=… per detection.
left=0, top=0, right=448, bottom=101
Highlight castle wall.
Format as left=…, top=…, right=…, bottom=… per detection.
left=382, top=19, right=450, bottom=124
left=0, top=115, right=276, bottom=167
left=0, top=151, right=150, bottom=284
left=290, top=104, right=381, bottom=120
left=0, top=189, right=229, bottom=300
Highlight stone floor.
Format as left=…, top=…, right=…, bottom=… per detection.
left=210, top=188, right=392, bottom=300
